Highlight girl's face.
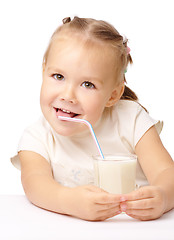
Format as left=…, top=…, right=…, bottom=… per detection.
left=40, top=37, right=123, bottom=136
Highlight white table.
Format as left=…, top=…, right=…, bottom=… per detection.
left=0, top=195, right=174, bottom=240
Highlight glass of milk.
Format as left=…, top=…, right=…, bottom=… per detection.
left=93, top=154, right=137, bottom=194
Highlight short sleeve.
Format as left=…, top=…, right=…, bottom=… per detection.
left=133, top=105, right=163, bottom=147
left=11, top=118, right=50, bottom=170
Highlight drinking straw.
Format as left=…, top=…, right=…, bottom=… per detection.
left=58, top=116, right=104, bottom=159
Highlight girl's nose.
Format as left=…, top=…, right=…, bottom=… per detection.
left=59, top=85, right=77, bottom=104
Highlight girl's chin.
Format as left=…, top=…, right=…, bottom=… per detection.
left=52, top=124, right=86, bottom=137
left=54, top=129, right=84, bottom=137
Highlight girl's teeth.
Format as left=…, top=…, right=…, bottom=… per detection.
left=61, top=109, right=71, bottom=113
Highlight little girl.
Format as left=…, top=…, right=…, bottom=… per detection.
left=11, top=16, right=174, bottom=221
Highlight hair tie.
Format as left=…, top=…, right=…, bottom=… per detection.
left=62, top=17, right=71, bottom=24
left=127, top=46, right=131, bottom=55
left=124, top=46, right=131, bottom=73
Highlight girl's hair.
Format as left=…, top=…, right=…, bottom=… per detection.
left=43, top=16, right=138, bottom=102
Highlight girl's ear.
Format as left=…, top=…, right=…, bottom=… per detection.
left=105, top=83, right=125, bottom=107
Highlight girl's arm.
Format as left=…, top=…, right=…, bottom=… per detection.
left=120, top=126, right=174, bottom=220
left=19, top=151, right=121, bottom=221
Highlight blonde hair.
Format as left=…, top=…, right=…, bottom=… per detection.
left=43, top=16, right=138, bottom=102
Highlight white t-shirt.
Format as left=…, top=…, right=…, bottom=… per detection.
left=11, top=100, right=163, bottom=187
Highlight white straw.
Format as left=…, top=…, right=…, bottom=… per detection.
left=58, top=116, right=104, bottom=159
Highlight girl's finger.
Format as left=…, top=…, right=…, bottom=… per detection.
left=86, top=185, right=106, bottom=193
left=121, top=198, right=155, bottom=211
left=96, top=208, right=121, bottom=221
left=122, top=186, right=154, bottom=202
left=125, top=208, right=153, bottom=218
left=99, top=210, right=121, bottom=221
left=125, top=213, right=151, bottom=221
left=94, top=192, right=122, bottom=204
left=96, top=202, right=120, bottom=211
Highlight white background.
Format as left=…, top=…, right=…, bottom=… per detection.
left=0, top=0, right=174, bottom=194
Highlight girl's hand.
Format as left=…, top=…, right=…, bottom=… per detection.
left=66, top=185, right=122, bottom=221
left=120, top=186, right=167, bottom=221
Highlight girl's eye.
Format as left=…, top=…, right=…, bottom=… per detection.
left=52, top=74, right=64, bottom=81
left=81, top=81, right=95, bottom=89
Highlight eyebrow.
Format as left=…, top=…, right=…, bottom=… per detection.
left=46, top=67, right=104, bottom=84
left=46, top=67, right=63, bottom=73
left=83, top=76, right=104, bottom=84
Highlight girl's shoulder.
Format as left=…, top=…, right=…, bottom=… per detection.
left=117, top=99, right=142, bottom=108
left=23, top=116, right=52, bottom=135
left=113, top=99, right=143, bottom=117
left=112, top=100, right=163, bottom=146
left=18, top=116, right=55, bottom=151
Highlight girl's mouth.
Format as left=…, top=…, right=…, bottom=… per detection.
left=54, top=107, right=80, bottom=118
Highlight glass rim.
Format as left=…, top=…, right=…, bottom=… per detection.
left=92, top=153, right=137, bottom=162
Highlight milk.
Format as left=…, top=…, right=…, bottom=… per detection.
left=93, top=155, right=137, bottom=194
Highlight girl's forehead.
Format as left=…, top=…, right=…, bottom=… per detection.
left=48, top=35, right=116, bottom=64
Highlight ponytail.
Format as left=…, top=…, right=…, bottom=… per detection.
left=120, top=40, right=138, bottom=102
left=121, top=85, right=138, bottom=101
